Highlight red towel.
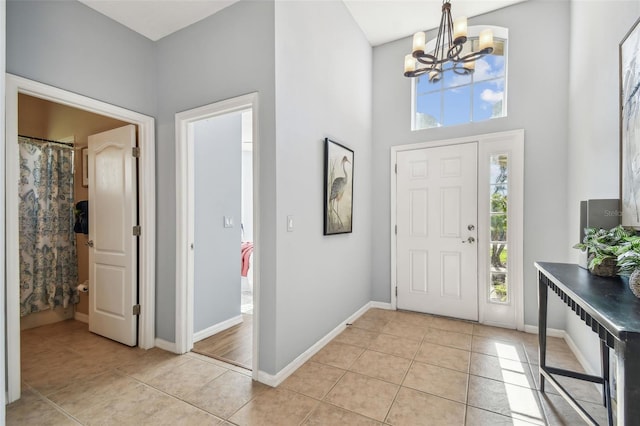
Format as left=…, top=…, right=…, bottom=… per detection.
left=241, top=242, right=254, bottom=277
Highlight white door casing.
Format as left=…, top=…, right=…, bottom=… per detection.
left=5, top=74, right=156, bottom=403
left=88, top=125, right=138, bottom=346
left=391, top=130, right=524, bottom=330
left=175, top=92, right=260, bottom=380
left=396, top=142, right=479, bottom=321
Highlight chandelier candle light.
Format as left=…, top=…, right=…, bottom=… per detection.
left=404, top=0, right=494, bottom=82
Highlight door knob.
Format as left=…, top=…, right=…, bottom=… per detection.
left=468, top=224, right=475, bottom=231
left=86, top=240, right=94, bottom=247
left=462, top=236, right=475, bottom=244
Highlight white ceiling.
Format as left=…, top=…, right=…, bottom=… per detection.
left=78, top=0, right=527, bottom=46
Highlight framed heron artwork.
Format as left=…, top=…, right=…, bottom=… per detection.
left=621, top=17, right=640, bottom=227
left=324, top=138, right=354, bottom=235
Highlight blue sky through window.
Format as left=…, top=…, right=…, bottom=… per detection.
left=414, top=38, right=506, bottom=129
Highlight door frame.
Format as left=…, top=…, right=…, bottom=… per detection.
left=390, top=129, right=524, bottom=330
left=5, top=74, right=157, bottom=403
left=174, top=92, right=260, bottom=379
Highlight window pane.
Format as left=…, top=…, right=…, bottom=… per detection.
left=412, top=29, right=507, bottom=131
left=471, top=40, right=505, bottom=81
left=490, top=272, right=508, bottom=303
left=473, top=79, right=505, bottom=122
left=416, top=91, right=441, bottom=128
left=490, top=154, right=508, bottom=184
left=489, top=151, right=508, bottom=304
left=491, top=193, right=507, bottom=213
left=491, top=214, right=507, bottom=241
left=443, top=67, right=472, bottom=89
left=442, top=86, right=471, bottom=126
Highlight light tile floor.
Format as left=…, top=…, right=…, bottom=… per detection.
left=8, top=308, right=609, bottom=425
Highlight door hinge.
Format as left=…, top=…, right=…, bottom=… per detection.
left=133, top=225, right=141, bottom=236
left=133, top=304, right=141, bottom=315
left=395, top=286, right=398, bottom=297
left=395, top=225, right=397, bottom=235
left=395, top=163, right=397, bottom=174
left=132, top=147, right=140, bottom=158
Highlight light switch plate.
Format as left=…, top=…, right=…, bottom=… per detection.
left=224, top=216, right=234, bottom=228
left=287, top=215, right=294, bottom=232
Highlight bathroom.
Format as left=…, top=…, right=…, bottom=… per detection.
left=17, top=93, right=129, bottom=331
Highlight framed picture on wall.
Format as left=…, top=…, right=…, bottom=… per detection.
left=621, top=17, right=640, bottom=227
left=324, top=138, right=354, bottom=235
left=82, top=148, right=89, bottom=187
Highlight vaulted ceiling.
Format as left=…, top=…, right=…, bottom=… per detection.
left=78, top=0, right=527, bottom=46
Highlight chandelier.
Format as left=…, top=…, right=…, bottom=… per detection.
left=404, top=0, right=494, bottom=82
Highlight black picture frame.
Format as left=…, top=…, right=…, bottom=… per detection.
left=621, top=17, right=640, bottom=227
left=324, top=138, right=354, bottom=235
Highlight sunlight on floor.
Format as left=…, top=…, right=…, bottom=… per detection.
left=495, top=341, right=546, bottom=425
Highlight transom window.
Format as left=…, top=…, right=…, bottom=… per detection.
left=412, top=26, right=508, bottom=130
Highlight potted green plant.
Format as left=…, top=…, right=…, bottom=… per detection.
left=573, top=225, right=633, bottom=276
left=616, top=234, right=640, bottom=297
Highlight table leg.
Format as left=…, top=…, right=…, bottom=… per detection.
left=538, top=271, right=548, bottom=393
left=615, top=338, right=640, bottom=425
left=601, top=340, right=612, bottom=426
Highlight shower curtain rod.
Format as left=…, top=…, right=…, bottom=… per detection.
left=18, top=134, right=74, bottom=147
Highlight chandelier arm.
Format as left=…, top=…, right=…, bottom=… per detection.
left=404, top=67, right=429, bottom=78
left=404, top=0, right=494, bottom=82
left=456, top=47, right=494, bottom=63
left=415, top=54, right=450, bottom=66
left=452, top=62, right=473, bottom=75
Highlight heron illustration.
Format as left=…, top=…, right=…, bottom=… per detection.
left=329, top=155, right=351, bottom=229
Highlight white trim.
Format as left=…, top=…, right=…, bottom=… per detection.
left=369, top=301, right=393, bottom=310
left=154, top=338, right=178, bottom=353
left=193, top=315, right=243, bottom=343
left=478, top=130, right=525, bottom=330
left=523, top=324, right=566, bottom=339
left=0, top=2, right=6, bottom=414
left=257, top=302, right=371, bottom=387
left=390, top=129, right=524, bottom=331
left=74, top=311, right=89, bottom=324
left=5, top=74, right=156, bottom=403
left=175, top=93, right=260, bottom=380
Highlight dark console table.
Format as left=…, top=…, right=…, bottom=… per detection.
left=536, top=262, right=640, bottom=426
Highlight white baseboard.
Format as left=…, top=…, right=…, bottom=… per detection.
left=523, top=324, right=565, bottom=338
left=193, top=315, right=243, bottom=343
left=74, top=312, right=89, bottom=324
left=155, top=338, right=178, bottom=353
left=369, top=301, right=393, bottom=310
left=256, top=302, right=372, bottom=387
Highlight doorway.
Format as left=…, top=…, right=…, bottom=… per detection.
left=391, top=130, right=525, bottom=330
left=175, top=93, right=260, bottom=378
left=396, top=142, right=479, bottom=321
left=5, top=74, right=156, bottom=403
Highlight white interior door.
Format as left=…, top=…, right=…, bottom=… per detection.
left=88, top=124, right=138, bottom=346
left=396, top=142, right=478, bottom=321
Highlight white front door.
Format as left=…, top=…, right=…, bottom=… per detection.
left=88, top=124, right=138, bottom=346
left=396, top=142, right=478, bottom=321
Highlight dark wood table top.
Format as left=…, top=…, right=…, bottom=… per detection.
left=535, top=262, right=640, bottom=341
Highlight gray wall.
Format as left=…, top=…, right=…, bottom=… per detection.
left=565, top=0, right=640, bottom=373
left=155, top=0, right=279, bottom=372
left=273, top=0, right=373, bottom=371
left=193, top=114, right=242, bottom=333
left=6, top=0, right=157, bottom=116
left=371, top=0, right=572, bottom=329
left=156, top=1, right=276, bottom=373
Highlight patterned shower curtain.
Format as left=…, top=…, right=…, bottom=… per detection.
left=19, top=136, right=78, bottom=316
